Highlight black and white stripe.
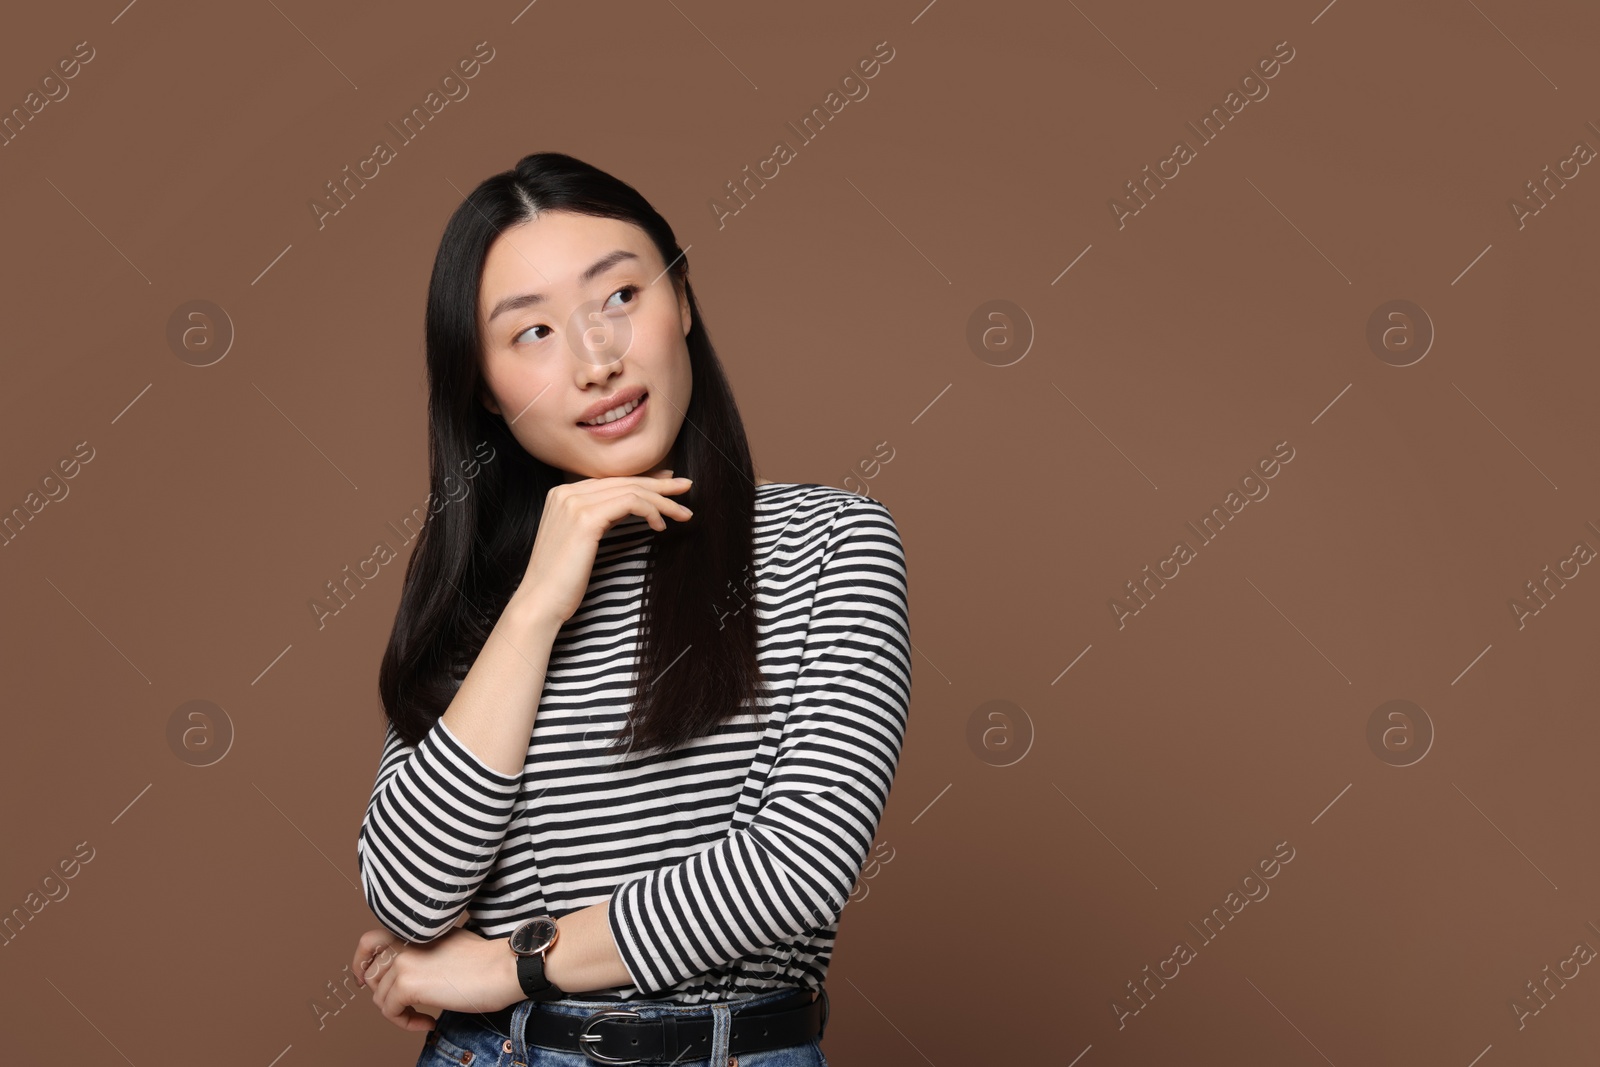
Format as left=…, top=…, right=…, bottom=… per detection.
left=357, top=484, right=911, bottom=1002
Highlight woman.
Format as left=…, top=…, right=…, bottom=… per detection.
left=348, top=152, right=912, bottom=1066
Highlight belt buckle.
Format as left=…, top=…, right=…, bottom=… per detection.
left=578, top=1008, right=643, bottom=1065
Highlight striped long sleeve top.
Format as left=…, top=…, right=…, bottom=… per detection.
left=356, top=483, right=911, bottom=1003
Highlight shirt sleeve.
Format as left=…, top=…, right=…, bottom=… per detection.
left=357, top=713, right=523, bottom=942
left=606, top=495, right=912, bottom=996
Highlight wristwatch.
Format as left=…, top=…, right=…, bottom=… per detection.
left=509, top=916, right=565, bottom=1001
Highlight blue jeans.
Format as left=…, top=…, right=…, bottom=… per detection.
left=415, top=986, right=830, bottom=1067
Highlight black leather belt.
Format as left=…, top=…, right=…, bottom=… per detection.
left=478, top=986, right=827, bottom=1064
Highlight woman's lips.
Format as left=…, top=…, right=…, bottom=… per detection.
left=578, top=392, right=648, bottom=438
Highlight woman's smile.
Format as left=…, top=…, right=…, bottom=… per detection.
left=577, top=391, right=649, bottom=438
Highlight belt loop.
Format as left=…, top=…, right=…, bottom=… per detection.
left=708, top=1002, right=732, bottom=1066
left=509, top=998, right=535, bottom=1063
left=661, top=1015, right=678, bottom=1061
left=817, top=985, right=830, bottom=1040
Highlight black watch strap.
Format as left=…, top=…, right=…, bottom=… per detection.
left=516, top=952, right=564, bottom=1001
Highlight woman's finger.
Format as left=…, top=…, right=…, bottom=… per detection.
left=620, top=485, right=692, bottom=532
left=648, top=485, right=694, bottom=520
left=567, top=482, right=695, bottom=533
left=552, top=473, right=692, bottom=505
left=351, top=930, right=390, bottom=988
left=368, top=950, right=438, bottom=1031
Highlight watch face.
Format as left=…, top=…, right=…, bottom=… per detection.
left=511, top=916, right=558, bottom=956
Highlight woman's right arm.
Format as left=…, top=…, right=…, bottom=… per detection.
left=433, top=468, right=692, bottom=778
left=357, top=472, right=695, bottom=944
left=357, top=600, right=564, bottom=944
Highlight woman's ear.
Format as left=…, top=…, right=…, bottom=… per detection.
left=480, top=385, right=502, bottom=417
left=677, top=276, right=692, bottom=338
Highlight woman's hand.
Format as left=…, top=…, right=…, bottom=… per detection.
left=513, top=469, right=694, bottom=628
left=350, top=926, right=523, bottom=1031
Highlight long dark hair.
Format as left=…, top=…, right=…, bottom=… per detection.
left=377, top=151, right=766, bottom=757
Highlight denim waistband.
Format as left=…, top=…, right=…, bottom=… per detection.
left=447, top=984, right=823, bottom=1066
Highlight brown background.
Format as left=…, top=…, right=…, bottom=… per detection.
left=2, top=0, right=1598, bottom=1063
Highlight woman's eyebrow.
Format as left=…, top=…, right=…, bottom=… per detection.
left=486, top=250, right=641, bottom=322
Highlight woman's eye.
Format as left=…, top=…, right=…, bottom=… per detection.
left=605, top=285, right=640, bottom=310
left=513, top=287, right=635, bottom=344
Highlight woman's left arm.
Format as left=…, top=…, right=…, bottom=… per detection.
left=542, top=898, right=631, bottom=991
left=351, top=901, right=629, bottom=1030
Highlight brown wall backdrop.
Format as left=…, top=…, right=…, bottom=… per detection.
left=3, top=0, right=1598, bottom=1063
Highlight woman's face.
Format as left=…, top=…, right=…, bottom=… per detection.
left=476, top=210, right=693, bottom=483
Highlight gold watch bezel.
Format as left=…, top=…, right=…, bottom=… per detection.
left=510, top=915, right=560, bottom=957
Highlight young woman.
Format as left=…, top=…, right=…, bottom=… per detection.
left=347, top=152, right=912, bottom=1067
